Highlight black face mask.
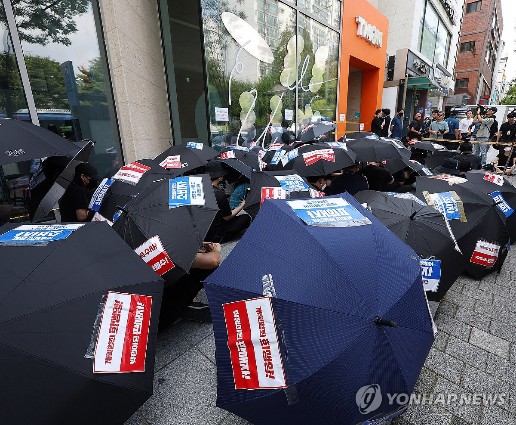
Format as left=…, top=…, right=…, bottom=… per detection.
left=87, top=178, right=99, bottom=189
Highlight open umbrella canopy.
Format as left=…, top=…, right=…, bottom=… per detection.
left=298, top=122, right=336, bottom=141
left=217, top=148, right=260, bottom=178
left=0, top=119, right=77, bottom=165
left=465, top=170, right=516, bottom=243
left=108, top=174, right=219, bottom=284
left=347, top=137, right=410, bottom=163
left=345, top=132, right=379, bottom=140
left=0, top=222, right=163, bottom=425
left=383, top=157, right=433, bottom=176
left=30, top=141, right=94, bottom=222
left=275, top=143, right=356, bottom=176
left=244, top=170, right=317, bottom=218
left=416, top=175, right=510, bottom=280
left=154, top=143, right=218, bottom=166
left=204, top=194, right=435, bottom=425
left=355, top=190, right=466, bottom=301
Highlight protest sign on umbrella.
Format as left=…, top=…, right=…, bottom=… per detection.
left=107, top=174, right=219, bottom=284
left=416, top=175, right=510, bottom=280
left=154, top=143, right=218, bottom=168
left=0, top=222, right=163, bottom=425
left=355, top=190, right=466, bottom=301
left=205, top=194, right=435, bottom=425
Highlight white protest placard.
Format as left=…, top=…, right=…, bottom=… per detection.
left=94, top=292, right=152, bottom=373
left=284, top=109, right=294, bottom=120
left=134, top=235, right=175, bottom=276
left=215, top=107, right=229, bottom=122
left=112, top=162, right=152, bottom=185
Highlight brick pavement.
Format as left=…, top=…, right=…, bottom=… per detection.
left=127, top=188, right=516, bottom=425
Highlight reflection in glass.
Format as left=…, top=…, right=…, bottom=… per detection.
left=13, top=1, right=121, bottom=178
left=201, top=0, right=339, bottom=148
left=298, top=0, right=341, bottom=29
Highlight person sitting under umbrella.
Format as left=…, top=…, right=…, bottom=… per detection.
left=451, top=141, right=481, bottom=170
left=325, top=163, right=368, bottom=196
left=306, top=174, right=332, bottom=193
left=205, top=161, right=251, bottom=243
left=494, top=147, right=516, bottom=175
left=58, top=162, right=99, bottom=222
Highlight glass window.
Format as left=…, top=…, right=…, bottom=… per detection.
left=199, top=0, right=340, bottom=148
left=455, top=78, right=469, bottom=89
left=460, top=41, right=475, bottom=52
left=298, top=0, right=341, bottom=29
left=12, top=1, right=122, bottom=179
left=466, top=1, right=482, bottom=13
left=419, top=3, right=451, bottom=67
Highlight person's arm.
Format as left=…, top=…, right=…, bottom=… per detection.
left=75, top=208, right=90, bottom=222
left=191, top=242, right=222, bottom=269
left=454, top=126, right=460, bottom=140
left=223, top=199, right=246, bottom=221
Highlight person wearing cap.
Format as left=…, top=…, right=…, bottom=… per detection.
left=58, top=162, right=99, bottom=222
left=205, top=160, right=251, bottom=243
left=494, top=147, right=516, bottom=175
left=472, top=106, right=497, bottom=166
left=495, top=112, right=516, bottom=155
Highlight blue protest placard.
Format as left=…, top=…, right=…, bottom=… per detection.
left=169, top=176, right=205, bottom=208
left=274, top=174, right=310, bottom=192
left=420, top=259, right=441, bottom=292
left=186, top=141, right=204, bottom=150
left=0, top=224, right=84, bottom=246
left=423, top=191, right=465, bottom=221
left=490, top=191, right=514, bottom=217
left=89, top=178, right=115, bottom=212
left=287, top=198, right=371, bottom=227
left=269, top=150, right=285, bottom=165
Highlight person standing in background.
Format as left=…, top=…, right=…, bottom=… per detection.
left=371, top=109, right=384, bottom=136
left=459, top=110, right=474, bottom=141
left=390, top=109, right=404, bottom=140
left=381, top=109, right=391, bottom=137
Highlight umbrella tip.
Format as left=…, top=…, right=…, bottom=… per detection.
left=374, top=316, right=398, bottom=328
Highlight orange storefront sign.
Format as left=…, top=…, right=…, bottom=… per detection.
left=337, top=0, right=388, bottom=136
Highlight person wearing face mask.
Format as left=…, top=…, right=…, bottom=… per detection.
left=307, top=175, right=332, bottom=193
left=58, top=162, right=99, bottom=222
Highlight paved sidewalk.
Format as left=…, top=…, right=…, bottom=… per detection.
left=127, top=212, right=516, bottom=425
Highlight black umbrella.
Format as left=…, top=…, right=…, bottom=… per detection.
left=30, top=141, right=94, bottom=222
left=347, top=137, right=410, bottom=163
left=0, top=222, right=163, bottom=424
left=217, top=148, right=260, bottom=178
left=424, top=150, right=457, bottom=170
left=345, top=131, right=379, bottom=140
left=89, top=159, right=186, bottom=223
left=465, top=170, right=516, bottom=242
left=416, top=176, right=510, bottom=280
left=275, top=143, right=356, bottom=176
left=154, top=143, right=219, bottom=165
left=409, top=141, right=438, bottom=152
left=244, top=170, right=315, bottom=218
left=355, top=190, right=466, bottom=301
left=0, top=119, right=76, bottom=165
left=383, top=157, right=434, bottom=176
left=298, top=122, right=336, bottom=141
left=110, top=174, right=219, bottom=284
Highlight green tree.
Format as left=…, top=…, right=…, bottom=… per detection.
left=77, top=57, right=108, bottom=106
left=1, top=0, right=90, bottom=46
left=24, top=55, right=68, bottom=108
left=501, top=79, right=516, bottom=105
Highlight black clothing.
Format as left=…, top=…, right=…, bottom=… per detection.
left=58, top=183, right=93, bottom=222
left=498, top=122, right=516, bottom=142
left=360, top=165, right=393, bottom=191
left=371, top=116, right=384, bottom=136
left=496, top=152, right=516, bottom=168
left=407, top=120, right=422, bottom=141
left=326, top=172, right=368, bottom=196
left=205, top=186, right=251, bottom=243
left=381, top=116, right=391, bottom=137
left=489, top=119, right=499, bottom=140
left=451, top=153, right=482, bottom=170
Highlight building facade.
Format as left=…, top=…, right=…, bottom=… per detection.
left=377, top=0, right=464, bottom=124
left=0, top=0, right=388, bottom=192
left=454, top=0, right=503, bottom=106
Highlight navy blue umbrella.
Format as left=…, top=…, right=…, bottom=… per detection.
left=205, top=194, right=435, bottom=425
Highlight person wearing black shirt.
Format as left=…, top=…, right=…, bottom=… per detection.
left=205, top=161, right=251, bottom=243
left=59, top=162, right=99, bottom=222
left=381, top=109, right=391, bottom=137
left=407, top=112, right=423, bottom=141
left=360, top=162, right=395, bottom=191
left=326, top=163, right=368, bottom=195
left=452, top=141, right=482, bottom=170
left=495, top=113, right=516, bottom=155
left=494, top=147, right=516, bottom=175
left=371, top=109, right=384, bottom=136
